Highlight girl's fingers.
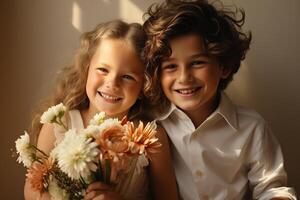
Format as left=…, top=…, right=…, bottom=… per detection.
left=84, top=190, right=104, bottom=200
left=86, top=182, right=111, bottom=193
left=93, top=194, right=105, bottom=200
left=84, top=190, right=95, bottom=200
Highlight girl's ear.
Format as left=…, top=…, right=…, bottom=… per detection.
left=220, top=66, right=231, bottom=79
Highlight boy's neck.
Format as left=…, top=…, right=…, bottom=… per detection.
left=184, top=93, right=220, bottom=128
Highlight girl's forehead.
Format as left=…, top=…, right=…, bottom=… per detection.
left=91, top=39, right=145, bottom=72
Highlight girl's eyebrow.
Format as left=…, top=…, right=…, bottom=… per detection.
left=97, top=62, right=110, bottom=67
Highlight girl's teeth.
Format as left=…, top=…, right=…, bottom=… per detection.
left=178, top=88, right=196, bottom=94
left=101, top=93, right=119, bottom=101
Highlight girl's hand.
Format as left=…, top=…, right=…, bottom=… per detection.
left=84, top=182, right=123, bottom=200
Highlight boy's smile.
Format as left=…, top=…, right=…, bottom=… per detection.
left=160, top=34, right=230, bottom=125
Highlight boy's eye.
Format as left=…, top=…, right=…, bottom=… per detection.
left=190, top=60, right=206, bottom=67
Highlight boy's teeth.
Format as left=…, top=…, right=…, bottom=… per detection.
left=178, top=88, right=197, bottom=94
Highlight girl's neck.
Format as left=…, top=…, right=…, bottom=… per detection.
left=80, top=109, right=94, bottom=128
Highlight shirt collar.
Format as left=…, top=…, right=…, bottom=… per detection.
left=212, top=92, right=238, bottom=131
left=156, top=103, right=177, bottom=121
left=156, top=92, right=238, bottom=131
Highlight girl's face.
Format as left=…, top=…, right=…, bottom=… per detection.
left=86, top=38, right=144, bottom=119
left=160, top=34, right=230, bottom=121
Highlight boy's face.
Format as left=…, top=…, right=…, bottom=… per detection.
left=160, top=34, right=230, bottom=117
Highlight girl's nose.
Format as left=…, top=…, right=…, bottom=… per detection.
left=105, top=74, right=119, bottom=91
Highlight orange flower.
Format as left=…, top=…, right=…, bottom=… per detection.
left=26, top=158, right=54, bottom=193
left=95, top=126, right=129, bottom=162
left=125, top=121, right=161, bottom=155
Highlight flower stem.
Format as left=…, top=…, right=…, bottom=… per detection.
left=104, top=159, right=111, bottom=185
left=57, top=117, right=68, bottom=131
left=30, top=145, right=48, bottom=158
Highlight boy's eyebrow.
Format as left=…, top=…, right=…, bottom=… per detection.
left=162, top=52, right=209, bottom=62
left=189, top=52, right=209, bottom=59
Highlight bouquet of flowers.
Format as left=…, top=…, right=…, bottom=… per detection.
left=15, top=103, right=161, bottom=200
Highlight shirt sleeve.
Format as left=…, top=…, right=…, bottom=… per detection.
left=247, top=122, right=297, bottom=200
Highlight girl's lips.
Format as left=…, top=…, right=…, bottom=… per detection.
left=98, top=91, right=122, bottom=102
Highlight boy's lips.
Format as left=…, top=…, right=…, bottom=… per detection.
left=174, top=87, right=201, bottom=96
left=98, top=91, right=122, bottom=102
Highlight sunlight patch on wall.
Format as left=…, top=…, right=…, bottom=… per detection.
left=72, top=2, right=82, bottom=31
left=119, top=0, right=143, bottom=23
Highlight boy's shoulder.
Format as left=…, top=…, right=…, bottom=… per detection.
left=233, top=104, right=268, bottom=132
left=236, top=105, right=265, bottom=122
left=221, top=93, right=267, bottom=128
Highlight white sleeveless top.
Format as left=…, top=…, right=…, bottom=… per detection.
left=54, top=110, right=151, bottom=200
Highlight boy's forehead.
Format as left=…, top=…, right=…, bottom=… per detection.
left=172, top=34, right=204, bottom=46
left=167, top=34, right=207, bottom=56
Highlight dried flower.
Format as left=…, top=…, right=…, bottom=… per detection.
left=26, top=158, right=54, bottom=192
left=125, top=121, right=161, bottom=155
left=15, top=131, right=34, bottom=167
left=95, top=126, right=129, bottom=162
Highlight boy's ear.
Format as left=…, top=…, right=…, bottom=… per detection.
left=220, top=66, right=231, bottom=79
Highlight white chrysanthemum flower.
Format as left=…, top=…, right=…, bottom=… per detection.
left=53, top=129, right=99, bottom=180
left=15, top=131, right=34, bottom=167
left=89, top=112, right=106, bottom=125
left=40, top=103, right=66, bottom=124
left=82, top=125, right=100, bottom=139
left=48, top=177, right=69, bottom=200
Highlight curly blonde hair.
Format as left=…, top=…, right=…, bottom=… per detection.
left=29, top=20, right=147, bottom=143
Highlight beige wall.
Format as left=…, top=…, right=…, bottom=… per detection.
left=1, top=0, right=299, bottom=198
left=224, top=0, right=300, bottom=195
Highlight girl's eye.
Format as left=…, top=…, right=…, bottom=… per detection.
left=122, top=74, right=135, bottom=80
left=97, top=67, right=108, bottom=74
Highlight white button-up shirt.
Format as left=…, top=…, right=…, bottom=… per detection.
left=157, top=93, right=296, bottom=200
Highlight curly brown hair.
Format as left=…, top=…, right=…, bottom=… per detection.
left=143, top=0, right=252, bottom=110
left=29, top=20, right=147, bottom=144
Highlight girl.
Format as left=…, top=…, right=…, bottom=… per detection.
left=24, top=20, right=178, bottom=200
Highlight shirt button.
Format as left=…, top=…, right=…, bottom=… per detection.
left=195, top=170, right=203, bottom=177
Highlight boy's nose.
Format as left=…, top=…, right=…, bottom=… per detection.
left=178, top=67, right=193, bottom=83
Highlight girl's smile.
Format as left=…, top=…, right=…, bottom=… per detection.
left=97, top=91, right=122, bottom=103
left=86, top=38, right=144, bottom=120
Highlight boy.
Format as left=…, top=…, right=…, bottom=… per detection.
left=143, top=0, right=296, bottom=199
